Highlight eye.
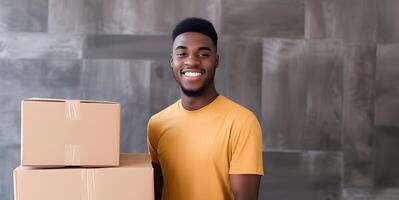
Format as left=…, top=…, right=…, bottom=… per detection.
left=199, top=52, right=211, bottom=58
left=176, top=52, right=187, bottom=57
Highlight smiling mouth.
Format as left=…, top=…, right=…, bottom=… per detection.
left=181, top=70, right=204, bottom=77
left=183, top=72, right=202, bottom=77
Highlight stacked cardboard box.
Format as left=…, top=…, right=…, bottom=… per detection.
left=14, top=154, right=154, bottom=200
left=13, top=98, right=154, bottom=200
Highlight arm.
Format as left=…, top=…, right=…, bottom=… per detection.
left=230, top=174, right=261, bottom=200
left=152, top=162, right=164, bottom=200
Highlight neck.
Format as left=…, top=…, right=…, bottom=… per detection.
left=181, top=85, right=219, bottom=111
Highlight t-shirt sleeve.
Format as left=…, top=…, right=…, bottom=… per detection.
left=229, top=113, right=264, bottom=175
left=147, top=117, right=160, bottom=164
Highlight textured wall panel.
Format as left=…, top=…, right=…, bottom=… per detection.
left=220, top=37, right=262, bottom=119
left=221, top=0, right=304, bottom=38
left=374, top=126, right=399, bottom=187
left=344, top=188, right=399, bottom=200
left=343, top=188, right=399, bottom=200
left=174, top=0, right=221, bottom=31
left=306, top=0, right=377, bottom=42
left=0, top=0, right=48, bottom=32
left=0, top=34, right=83, bottom=59
left=150, top=61, right=180, bottom=115
left=343, top=188, right=372, bottom=200
left=342, top=43, right=376, bottom=187
left=260, top=151, right=342, bottom=200
left=83, top=35, right=171, bottom=61
left=375, top=44, right=399, bottom=127
left=262, top=39, right=307, bottom=150
left=49, top=0, right=174, bottom=34
left=377, top=0, right=399, bottom=43
left=214, top=56, right=226, bottom=96
left=373, top=188, right=399, bottom=200
left=0, top=142, right=19, bottom=200
left=262, top=39, right=343, bottom=151
left=120, top=0, right=174, bottom=35
left=373, top=189, right=399, bottom=200
left=49, top=0, right=122, bottom=34
left=81, top=60, right=151, bottom=152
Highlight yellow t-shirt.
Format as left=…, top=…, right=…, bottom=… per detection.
left=147, top=95, right=264, bottom=200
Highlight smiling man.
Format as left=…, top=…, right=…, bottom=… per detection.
left=147, top=17, right=264, bottom=200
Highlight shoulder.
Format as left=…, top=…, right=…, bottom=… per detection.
left=218, top=95, right=257, bottom=120
left=218, top=96, right=261, bottom=133
left=148, top=100, right=180, bottom=129
left=147, top=100, right=181, bottom=144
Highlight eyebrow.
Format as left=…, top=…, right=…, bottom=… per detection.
left=174, top=46, right=212, bottom=51
left=198, top=47, right=212, bottom=51
left=175, top=46, right=187, bottom=50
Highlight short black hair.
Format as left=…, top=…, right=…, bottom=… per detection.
left=172, top=17, right=218, bottom=47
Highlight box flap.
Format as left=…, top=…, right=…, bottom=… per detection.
left=23, top=98, right=66, bottom=103
left=23, top=98, right=118, bottom=104
left=80, top=100, right=118, bottom=104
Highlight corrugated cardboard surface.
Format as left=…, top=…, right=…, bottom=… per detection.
left=14, top=154, right=154, bottom=200
left=21, top=98, right=120, bottom=167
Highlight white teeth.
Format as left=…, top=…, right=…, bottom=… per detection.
left=184, top=72, right=202, bottom=77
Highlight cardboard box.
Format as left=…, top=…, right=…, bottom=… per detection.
left=14, top=154, right=154, bottom=200
left=21, top=98, right=120, bottom=167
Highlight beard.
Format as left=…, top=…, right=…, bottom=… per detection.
left=178, top=71, right=216, bottom=97
left=181, top=85, right=206, bottom=97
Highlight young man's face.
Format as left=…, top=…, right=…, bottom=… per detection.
left=170, top=32, right=218, bottom=97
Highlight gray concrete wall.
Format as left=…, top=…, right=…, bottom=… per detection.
left=1, top=0, right=399, bottom=199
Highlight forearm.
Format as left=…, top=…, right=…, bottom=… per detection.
left=233, top=193, right=259, bottom=200
left=230, top=174, right=261, bottom=200
left=152, top=162, right=163, bottom=200
left=154, top=180, right=163, bottom=200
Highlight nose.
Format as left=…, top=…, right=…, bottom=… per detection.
left=184, top=55, right=200, bottom=66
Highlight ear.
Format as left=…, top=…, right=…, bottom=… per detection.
left=215, top=54, right=219, bottom=68
left=169, top=53, right=173, bottom=68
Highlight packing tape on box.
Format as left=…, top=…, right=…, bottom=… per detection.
left=66, top=100, right=81, bottom=120
left=81, top=169, right=96, bottom=200
left=64, top=144, right=81, bottom=165
left=13, top=170, right=19, bottom=200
